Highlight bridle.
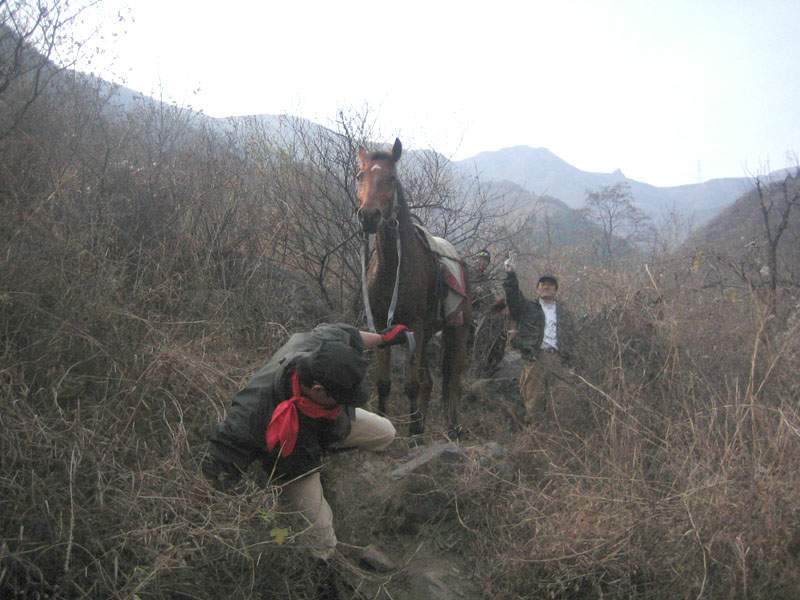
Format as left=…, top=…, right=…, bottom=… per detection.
left=359, top=180, right=403, bottom=334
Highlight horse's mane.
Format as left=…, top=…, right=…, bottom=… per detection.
left=395, top=181, right=425, bottom=225
left=395, top=181, right=409, bottom=209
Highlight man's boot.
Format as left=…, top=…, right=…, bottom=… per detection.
left=314, top=558, right=361, bottom=600
left=314, top=559, right=340, bottom=600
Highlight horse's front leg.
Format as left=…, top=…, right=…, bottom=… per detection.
left=376, top=346, right=392, bottom=416
left=406, top=325, right=426, bottom=436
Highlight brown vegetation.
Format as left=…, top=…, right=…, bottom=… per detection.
left=2, top=7, right=800, bottom=598
left=453, top=262, right=800, bottom=599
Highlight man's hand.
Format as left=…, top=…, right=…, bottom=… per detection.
left=202, top=455, right=242, bottom=493
left=489, top=297, right=507, bottom=314
left=378, top=325, right=413, bottom=349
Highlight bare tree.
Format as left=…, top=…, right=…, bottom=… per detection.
left=239, top=109, right=521, bottom=317
left=402, top=149, right=520, bottom=254
left=579, top=182, right=652, bottom=268
left=237, top=111, right=373, bottom=315
left=754, top=170, right=800, bottom=315
left=651, top=203, right=695, bottom=256
left=0, top=0, right=109, bottom=138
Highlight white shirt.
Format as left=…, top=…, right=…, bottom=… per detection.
left=540, top=300, right=558, bottom=350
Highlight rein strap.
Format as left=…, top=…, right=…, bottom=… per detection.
left=361, top=189, right=403, bottom=332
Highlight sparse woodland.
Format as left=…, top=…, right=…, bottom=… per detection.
left=2, top=4, right=800, bottom=599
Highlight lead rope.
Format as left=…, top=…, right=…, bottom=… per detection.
left=361, top=189, right=403, bottom=332
left=361, top=235, right=377, bottom=332
left=387, top=234, right=402, bottom=328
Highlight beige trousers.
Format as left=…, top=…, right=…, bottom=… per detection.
left=279, top=408, right=396, bottom=559
left=519, top=351, right=573, bottom=426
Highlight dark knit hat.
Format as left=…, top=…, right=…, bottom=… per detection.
left=537, top=275, right=559, bottom=289
left=297, top=341, right=369, bottom=406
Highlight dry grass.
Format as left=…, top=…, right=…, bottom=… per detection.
left=446, top=273, right=800, bottom=599
left=0, top=78, right=338, bottom=598
left=2, top=65, right=800, bottom=599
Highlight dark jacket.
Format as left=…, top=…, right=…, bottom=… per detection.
left=468, top=265, right=501, bottom=313
left=502, top=271, right=575, bottom=362
left=207, top=323, right=364, bottom=483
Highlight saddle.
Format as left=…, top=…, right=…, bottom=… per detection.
left=413, top=225, right=468, bottom=326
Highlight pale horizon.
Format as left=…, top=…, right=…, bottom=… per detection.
left=73, top=0, right=799, bottom=188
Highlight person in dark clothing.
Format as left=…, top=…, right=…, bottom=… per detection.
left=202, top=322, right=411, bottom=560
left=468, top=250, right=501, bottom=314
left=502, top=257, right=576, bottom=424
left=467, top=249, right=507, bottom=376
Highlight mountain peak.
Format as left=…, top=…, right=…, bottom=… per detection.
left=476, top=145, right=561, bottom=160
left=454, top=145, right=753, bottom=222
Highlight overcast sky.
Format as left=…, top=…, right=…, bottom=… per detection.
left=79, top=0, right=799, bottom=187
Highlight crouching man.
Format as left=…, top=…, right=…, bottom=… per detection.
left=202, top=322, right=411, bottom=562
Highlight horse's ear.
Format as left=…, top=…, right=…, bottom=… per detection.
left=357, top=146, right=369, bottom=168
left=392, top=138, right=402, bottom=162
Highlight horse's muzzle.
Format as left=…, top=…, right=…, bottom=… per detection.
left=357, top=207, right=381, bottom=234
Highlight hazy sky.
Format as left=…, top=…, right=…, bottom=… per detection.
left=79, top=0, right=799, bottom=187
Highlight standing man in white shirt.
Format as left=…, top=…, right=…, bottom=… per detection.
left=502, top=256, right=576, bottom=425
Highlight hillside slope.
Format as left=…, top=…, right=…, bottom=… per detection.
left=684, top=170, right=800, bottom=283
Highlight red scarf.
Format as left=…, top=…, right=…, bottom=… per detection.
left=266, top=371, right=343, bottom=457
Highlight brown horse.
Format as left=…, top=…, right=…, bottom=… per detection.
left=356, top=138, right=471, bottom=436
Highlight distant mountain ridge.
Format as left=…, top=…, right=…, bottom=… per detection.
left=455, top=145, right=755, bottom=224
left=457, top=146, right=627, bottom=201
left=0, top=22, right=766, bottom=229
left=92, top=75, right=755, bottom=227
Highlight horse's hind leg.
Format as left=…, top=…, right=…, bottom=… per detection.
left=376, top=347, right=392, bottom=416
left=442, top=323, right=469, bottom=436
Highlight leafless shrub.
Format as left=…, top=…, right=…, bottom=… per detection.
left=3, top=8, right=800, bottom=597
left=579, top=183, right=655, bottom=269
left=0, top=42, right=337, bottom=597
left=443, top=262, right=800, bottom=599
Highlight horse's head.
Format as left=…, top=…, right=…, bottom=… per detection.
left=356, top=138, right=402, bottom=234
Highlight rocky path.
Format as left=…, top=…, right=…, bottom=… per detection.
left=321, top=352, right=525, bottom=599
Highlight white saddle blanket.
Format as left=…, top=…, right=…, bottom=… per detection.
left=415, top=226, right=467, bottom=324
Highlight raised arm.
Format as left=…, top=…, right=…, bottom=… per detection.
left=360, top=331, right=384, bottom=348
left=360, top=325, right=413, bottom=349
left=502, top=258, right=527, bottom=323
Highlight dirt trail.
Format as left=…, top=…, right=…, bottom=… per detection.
left=325, top=436, right=487, bottom=600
